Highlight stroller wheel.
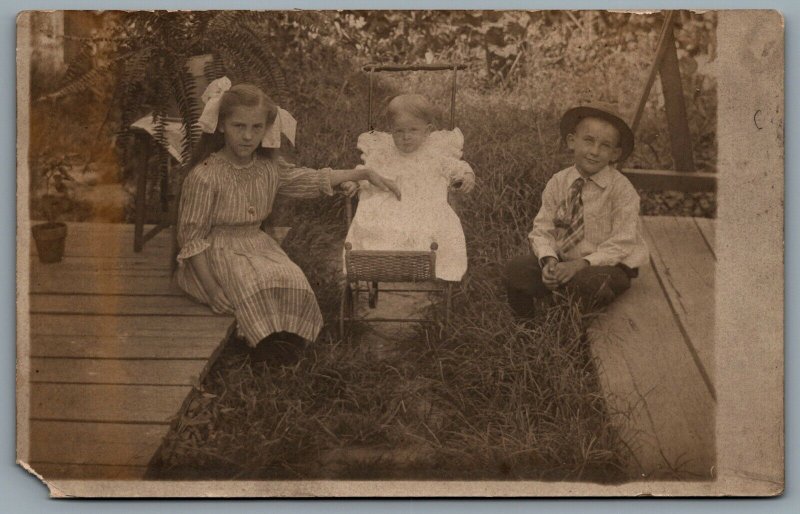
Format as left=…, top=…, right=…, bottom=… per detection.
left=368, top=281, right=379, bottom=308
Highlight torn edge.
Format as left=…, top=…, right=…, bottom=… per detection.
left=18, top=459, right=71, bottom=498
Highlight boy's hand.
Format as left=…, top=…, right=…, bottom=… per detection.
left=339, top=181, right=359, bottom=197
left=553, top=259, right=589, bottom=285
left=541, top=257, right=560, bottom=290
left=451, top=172, right=475, bottom=193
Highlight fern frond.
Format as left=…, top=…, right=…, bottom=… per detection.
left=239, top=26, right=290, bottom=105
left=203, top=53, right=227, bottom=82
left=36, top=66, right=110, bottom=103
left=170, top=66, right=203, bottom=163
left=215, top=34, right=290, bottom=106
left=205, top=11, right=244, bottom=39
left=152, top=63, right=172, bottom=149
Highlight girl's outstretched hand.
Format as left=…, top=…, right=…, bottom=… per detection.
left=363, top=168, right=401, bottom=200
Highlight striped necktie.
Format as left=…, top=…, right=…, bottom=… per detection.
left=558, top=177, right=585, bottom=258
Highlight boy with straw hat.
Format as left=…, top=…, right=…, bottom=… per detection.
left=504, top=102, right=649, bottom=318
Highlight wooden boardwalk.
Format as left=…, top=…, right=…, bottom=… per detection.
left=589, top=215, right=716, bottom=479
left=25, top=223, right=234, bottom=479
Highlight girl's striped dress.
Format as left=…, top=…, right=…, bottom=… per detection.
left=175, top=152, right=333, bottom=347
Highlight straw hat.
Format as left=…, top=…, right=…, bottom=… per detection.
left=560, top=102, right=635, bottom=163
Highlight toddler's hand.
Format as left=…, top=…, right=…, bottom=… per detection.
left=209, top=286, right=234, bottom=315
left=452, top=172, right=476, bottom=194
left=339, top=181, right=359, bottom=197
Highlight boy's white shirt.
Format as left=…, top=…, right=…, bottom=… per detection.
left=529, top=165, right=649, bottom=269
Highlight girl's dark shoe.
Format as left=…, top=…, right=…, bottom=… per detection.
left=229, top=334, right=251, bottom=353
left=250, top=333, right=306, bottom=367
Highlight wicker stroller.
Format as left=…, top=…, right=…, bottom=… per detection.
left=339, top=63, right=467, bottom=339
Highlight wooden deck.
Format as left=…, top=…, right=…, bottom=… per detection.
left=589, top=215, right=716, bottom=479
left=26, top=223, right=234, bottom=479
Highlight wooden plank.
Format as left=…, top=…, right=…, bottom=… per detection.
left=33, top=260, right=171, bottom=276
left=622, top=168, right=716, bottom=192
left=31, top=294, right=214, bottom=316
left=26, top=462, right=147, bottom=480
left=30, top=358, right=206, bottom=386
left=642, top=216, right=715, bottom=387
left=30, top=270, right=184, bottom=295
left=31, top=221, right=149, bottom=236
left=30, top=420, right=166, bottom=467
left=30, top=313, right=233, bottom=337
left=30, top=383, right=191, bottom=423
left=34, top=255, right=171, bottom=272
left=693, top=217, right=716, bottom=259
left=589, top=257, right=715, bottom=479
left=31, top=334, right=228, bottom=359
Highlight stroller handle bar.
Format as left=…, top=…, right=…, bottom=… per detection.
left=365, top=62, right=466, bottom=131
left=362, top=63, right=467, bottom=73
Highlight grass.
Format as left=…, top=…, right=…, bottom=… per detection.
left=150, top=295, right=625, bottom=481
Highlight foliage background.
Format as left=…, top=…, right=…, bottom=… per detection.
left=29, top=10, right=716, bottom=224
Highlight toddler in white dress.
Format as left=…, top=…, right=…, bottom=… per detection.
left=343, top=94, right=475, bottom=281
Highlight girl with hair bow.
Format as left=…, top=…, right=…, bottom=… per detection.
left=176, top=77, right=400, bottom=365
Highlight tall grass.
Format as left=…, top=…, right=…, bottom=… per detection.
left=152, top=297, right=623, bottom=480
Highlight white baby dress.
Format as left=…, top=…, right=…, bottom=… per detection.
left=344, top=129, right=474, bottom=281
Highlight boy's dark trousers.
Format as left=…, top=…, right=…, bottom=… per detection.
left=503, top=255, right=636, bottom=318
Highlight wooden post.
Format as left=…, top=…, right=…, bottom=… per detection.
left=367, top=68, right=374, bottom=131
left=629, top=11, right=676, bottom=135
left=449, top=65, right=458, bottom=130
left=658, top=14, right=696, bottom=172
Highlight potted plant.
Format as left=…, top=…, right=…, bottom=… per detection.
left=32, top=157, right=75, bottom=263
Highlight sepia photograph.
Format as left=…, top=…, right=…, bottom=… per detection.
left=15, top=9, right=783, bottom=497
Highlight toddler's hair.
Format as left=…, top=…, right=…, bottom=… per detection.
left=190, top=82, right=280, bottom=167
left=386, top=94, right=439, bottom=126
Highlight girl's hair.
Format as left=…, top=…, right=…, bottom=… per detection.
left=386, top=94, right=439, bottom=126
left=189, top=83, right=280, bottom=168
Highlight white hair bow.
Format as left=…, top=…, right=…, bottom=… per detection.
left=196, top=76, right=296, bottom=148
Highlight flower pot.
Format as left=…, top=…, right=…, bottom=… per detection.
left=32, top=222, right=67, bottom=263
